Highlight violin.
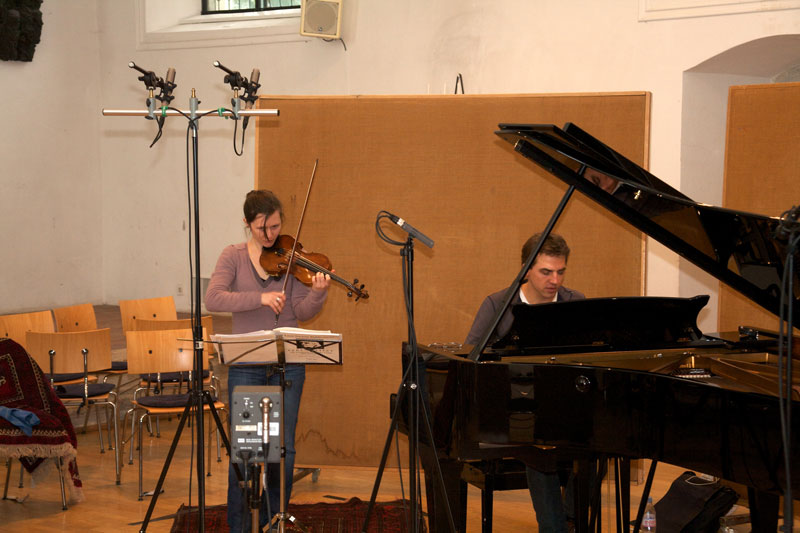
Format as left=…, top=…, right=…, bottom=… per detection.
left=260, top=234, right=369, bottom=301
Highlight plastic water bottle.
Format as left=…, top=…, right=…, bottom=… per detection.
left=642, top=496, right=657, bottom=532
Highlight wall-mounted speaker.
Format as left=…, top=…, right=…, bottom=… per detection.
left=300, top=0, right=342, bottom=39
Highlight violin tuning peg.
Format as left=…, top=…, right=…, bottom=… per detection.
left=347, top=291, right=353, bottom=297
left=353, top=278, right=359, bottom=284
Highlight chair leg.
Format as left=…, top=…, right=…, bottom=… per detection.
left=105, top=403, right=114, bottom=451
left=216, top=420, right=222, bottom=462
left=206, top=411, right=212, bottom=474
left=55, top=457, right=68, bottom=510
left=105, top=399, right=121, bottom=485
left=95, top=403, right=106, bottom=453
left=18, top=459, right=23, bottom=488
left=138, top=412, right=147, bottom=500
left=128, top=408, right=137, bottom=465
left=120, top=407, right=133, bottom=464
left=3, top=458, right=11, bottom=499
left=81, top=402, right=92, bottom=434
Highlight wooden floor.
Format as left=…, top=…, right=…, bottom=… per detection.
left=0, top=305, right=760, bottom=532
left=2, top=418, right=695, bottom=533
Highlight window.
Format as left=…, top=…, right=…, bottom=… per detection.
left=136, top=0, right=304, bottom=51
left=202, top=0, right=300, bottom=14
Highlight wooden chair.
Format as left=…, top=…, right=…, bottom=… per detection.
left=133, top=316, right=219, bottom=396
left=135, top=316, right=217, bottom=355
left=119, top=297, right=216, bottom=438
left=0, top=310, right=91, bottom=390
left=52, top=303, right=98, bottom=332
left=122, top=328, right=227, bottom=500
left=0, top=310, right=55, bottom=351
left=118, top=296, right=178, bottom=334
left=25, top=329, right=121, bottom=485
left=0, top=338, right=81, bottom=509
left=119, top=296, right=184, bottom=400
left=53, top=303, right=130, bottom=390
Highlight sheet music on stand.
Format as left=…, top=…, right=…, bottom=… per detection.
left=212, top=327, right=342, bottom=365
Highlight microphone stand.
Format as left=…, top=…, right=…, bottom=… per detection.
left=362, top=234, right=456, bottom=533
left=103, top=66, right=279, bottom=532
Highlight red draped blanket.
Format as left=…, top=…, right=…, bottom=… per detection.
left=0, top=338, right=82, bottom=501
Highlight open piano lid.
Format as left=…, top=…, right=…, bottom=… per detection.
left=478, top=123, right=800, bottom=360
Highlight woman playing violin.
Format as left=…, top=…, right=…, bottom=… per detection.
left=205, top=189, right=331, bottom=532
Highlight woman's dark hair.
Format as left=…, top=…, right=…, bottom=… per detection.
left=243, top=190, right=283, bottom=224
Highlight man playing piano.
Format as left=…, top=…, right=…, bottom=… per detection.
left=465, top=232, right=584, bottom=533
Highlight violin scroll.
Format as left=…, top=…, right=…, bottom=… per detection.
left=348, top=278, right=368, bottom=301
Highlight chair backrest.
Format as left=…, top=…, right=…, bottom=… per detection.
left=52, top=303, right=98, bottom=332
left=0, top=310, right=55, bottom=351
left=118, top=296, right=177, bottom=334
left=125, top=328, right=207, bottom=374
left=26, top=329, right=112, bottom=375
left=133, top=316, right=216, bottom=355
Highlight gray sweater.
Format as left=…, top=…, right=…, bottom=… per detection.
left=205, top=242, right=327, bottom=334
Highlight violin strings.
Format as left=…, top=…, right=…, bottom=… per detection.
left=276, top=249, right=349, bottom=286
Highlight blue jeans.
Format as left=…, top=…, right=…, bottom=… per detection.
left=227, top=364, right=305, bottom=532
left=527, top=466, right=571, bottom=533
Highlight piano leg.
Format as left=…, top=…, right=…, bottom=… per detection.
left=481, top=472, right=494, bottom=533
left=615, top=458, right=631, bottom=533
left=573, top=458, right=592, bottom=533
left=747, top=487, right=779, bottom=533
left=420, top=446, right=466, bottom=533
left=571, top=457, right=605, bottom=533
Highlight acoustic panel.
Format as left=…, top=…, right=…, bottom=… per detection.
left=254, top=93, right=650, bottom=467
left=719, top=82, right=800, bottom=333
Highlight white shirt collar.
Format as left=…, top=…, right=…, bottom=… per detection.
left=519, top=287, right=557, bottom=305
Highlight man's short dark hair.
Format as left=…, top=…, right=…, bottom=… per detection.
left=521, top=232, right=570, bottom=264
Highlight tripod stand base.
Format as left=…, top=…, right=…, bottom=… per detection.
left=269, top=511, right=308, bottom=533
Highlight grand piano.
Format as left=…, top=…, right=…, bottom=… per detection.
left=415, top=123, right=800, bottom=532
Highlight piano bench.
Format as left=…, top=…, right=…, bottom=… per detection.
left=461, top=459, right=529, bottom=533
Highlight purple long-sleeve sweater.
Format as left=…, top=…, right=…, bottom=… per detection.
left=205, top=242, right=327, bottom=334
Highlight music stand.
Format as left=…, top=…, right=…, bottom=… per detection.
left=213, top=329, right=342, bottom=532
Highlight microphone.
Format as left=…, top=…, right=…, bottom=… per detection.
left=387, top=212, right=435, bottom=248
left=776, top=205, right=800, bottom=239
left=246, top=69, right=261, bottom=109
left=165, top=67, right=175, bottom=86
left=214, top=60, right=244, bottom=89
left=259, top=397, right=272, bottom=446
left=129, top=61, right=160, bottom=89
left=242, top=68, right=260, bottom=130
left=159, top=67, right=177, bottom=107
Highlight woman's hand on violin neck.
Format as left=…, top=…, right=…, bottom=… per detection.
left=311, top=272, right=332, bottom=292
left=261, top=291, right=286, bottom=314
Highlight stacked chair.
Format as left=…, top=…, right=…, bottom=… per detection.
left=122, top=327, right=227, bottom=500
left=0, top=306, right=121, bottom=503
left=26, top=328, right=121, bottom=485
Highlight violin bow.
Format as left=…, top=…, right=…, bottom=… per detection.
left=275, top=159, right=319, bottom=323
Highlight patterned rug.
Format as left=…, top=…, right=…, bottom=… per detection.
left=170, top=497, right=424, bottom=532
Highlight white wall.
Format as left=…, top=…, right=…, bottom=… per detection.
left=2, top=0, right=799, bottom=320
left=0, top=1, right=103, bottom=313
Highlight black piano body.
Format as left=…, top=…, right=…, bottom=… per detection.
left=421, top=335, right=800, bottom=492
left=415, top=123, right=800, bottom=532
